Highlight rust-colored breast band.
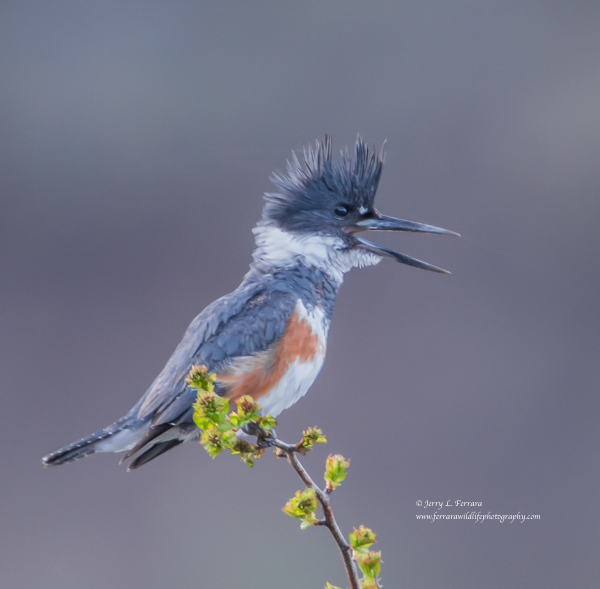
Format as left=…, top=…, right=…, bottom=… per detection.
left=220, top=311, right=321, bottom=401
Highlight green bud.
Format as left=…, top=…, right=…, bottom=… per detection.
left=349, top=525, right=377, bottom=554
left=230, top=396, right=277, bottom=437
left=186, top=365, right=217, bottom=392
left=359, top=577, right=379, bottom=589
left=325, top=583, right=342, bottom=589
left=324, top=454, right=350, bottom=491
left=298, top=427, right=327, bottom=452
left=258, top=414, right=277, bottom=434
left=355, top=550, right=381, bottom=579
left=228, top=413, right=241, bottom=430
left=229, top=395, right=262, bottom=429
left=235, top=395, right=260, bottom=416
left=192, top=390, right=230, bottom=430
left=230, top=439, right=263, bottom=467
left=282, top=488, right=318, bottom=527
left=200, top=425, right=229, bottom=459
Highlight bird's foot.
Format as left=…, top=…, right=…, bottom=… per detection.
left=242, top=422, right=276, bottom=448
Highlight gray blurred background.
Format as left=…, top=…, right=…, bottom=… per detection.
left=2, top=1, right=599, bottom=588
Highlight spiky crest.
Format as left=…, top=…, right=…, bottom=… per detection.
left=262, top=135, right=385, bottom=228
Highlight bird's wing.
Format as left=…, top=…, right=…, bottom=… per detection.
left=135, top=281, right=298, bottom=426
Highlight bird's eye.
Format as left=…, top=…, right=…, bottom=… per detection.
left=334, top=205, right=350, bottom=218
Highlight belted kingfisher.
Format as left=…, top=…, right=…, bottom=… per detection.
left=43, top=136, right=458, bottom=471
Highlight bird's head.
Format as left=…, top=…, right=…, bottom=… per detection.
left=251, top=136, right=459, bottom=283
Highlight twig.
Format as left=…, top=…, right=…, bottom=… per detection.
left=273, top=439, right=361, bottom=589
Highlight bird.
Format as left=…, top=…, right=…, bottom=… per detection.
left=42, top=136, right=458, bottom=471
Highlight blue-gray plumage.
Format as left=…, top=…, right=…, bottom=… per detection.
left=42, top=136, right=458, bottom=471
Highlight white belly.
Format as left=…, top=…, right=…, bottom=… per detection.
left=257, top=352, right=325, bottom=416
left=257, top=300, right=328, bottom=416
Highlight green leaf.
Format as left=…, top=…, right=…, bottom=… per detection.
left=325, top=583, right=342, bottom=589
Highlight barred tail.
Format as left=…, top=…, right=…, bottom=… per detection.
left=42, top=414, right=149, bottom=467
left=42, top=429, right=112, bottom=466
left=42, top=416, right=191, bottom=469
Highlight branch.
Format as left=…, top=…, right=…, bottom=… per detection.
left=186, top=366, right=382, bottom=589
left=273, top=439, right=361, bottom=589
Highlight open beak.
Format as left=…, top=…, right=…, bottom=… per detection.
left=352, top=214, right=460, bottom=274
